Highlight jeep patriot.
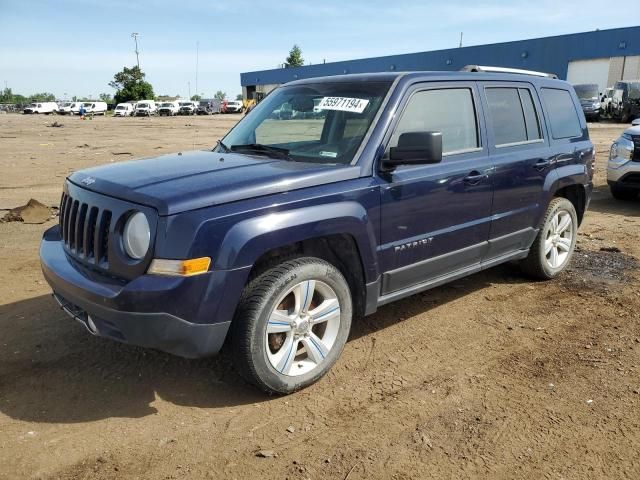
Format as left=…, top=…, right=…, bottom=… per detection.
left=40, top=68, right=594, bottom=393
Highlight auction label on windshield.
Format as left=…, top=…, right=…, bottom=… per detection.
left=317, top=97, right=369, bottom=113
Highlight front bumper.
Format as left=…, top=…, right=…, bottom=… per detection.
left=40, top=226, right=249, bottom=358
left=582, top=107, right=601, bottom=118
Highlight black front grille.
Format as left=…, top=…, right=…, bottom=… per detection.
left=59, top=192, right=112, bottom=266
left=632, top=135, right=640, bottom=162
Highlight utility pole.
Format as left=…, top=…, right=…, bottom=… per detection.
left=195, top=41, right=199, bottom=101
left=131, top=33, right=140, bottom=69
left=459, top=32, right=463, bottom=48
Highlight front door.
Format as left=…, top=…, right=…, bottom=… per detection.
left=378, top=83, right=494, bottom=295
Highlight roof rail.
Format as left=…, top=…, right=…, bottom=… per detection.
left=461, top=65, right=558, bottom=79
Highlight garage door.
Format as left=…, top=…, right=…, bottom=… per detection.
left=567, top=58, right=610, bottom=93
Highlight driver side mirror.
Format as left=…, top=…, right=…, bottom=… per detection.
left=385, top=131, right=443, bottom=168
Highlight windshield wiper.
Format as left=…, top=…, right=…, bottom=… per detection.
left=229, top=143, right=291, bottom=160
left=216, top=139, right=231, bottom=153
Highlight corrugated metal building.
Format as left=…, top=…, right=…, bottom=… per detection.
left=240, top=26, right=640, bottom=99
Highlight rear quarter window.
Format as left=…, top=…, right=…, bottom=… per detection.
left=540, top=88, right=582, bottom=139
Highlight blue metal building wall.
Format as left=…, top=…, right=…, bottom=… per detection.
left=241, top=26, right=640, bottom=87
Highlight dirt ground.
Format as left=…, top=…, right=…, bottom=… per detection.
left=0, top=113, right=639, bottom=480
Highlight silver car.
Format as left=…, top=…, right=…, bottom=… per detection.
left=608, top=125, right=640, bottom=200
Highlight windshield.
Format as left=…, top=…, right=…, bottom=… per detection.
left=629, top=82, right=640, bottom=100
left=218, top=81, right=391, bottom=164
left=573, top=84, right=599, bottom=100
left=138, top=103, right=149, bottom=108
left=160, top=103, right=173, bottom=107
left=116, top=105, right=126, bottom=110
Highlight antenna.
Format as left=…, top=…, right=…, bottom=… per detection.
left=131, top=33, right=140, bottom=69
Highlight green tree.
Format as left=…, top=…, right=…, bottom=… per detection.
left=214, top=90, right=226, bottom=101
left=190, top=94, right=202, bottom=101
left=108, top=66, right=155, bottom=104
left=235, top=94, right=243, bottom=101
left=0, top=87, right=13, bottom=103
left=30, top=92, right=56, bottom=102
left=99, top=92, right=113, bottom=103
left=285, top=45, right=304, bottom=68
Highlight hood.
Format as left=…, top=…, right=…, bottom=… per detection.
left=68, top=150, right=360, bottom=215
left=624, top=125, right=640, bottom=136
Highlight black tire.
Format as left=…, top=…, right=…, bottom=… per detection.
left=231, top=257, right=353, bottom=394
left=610, top=184, right=638, bottom=201
left=521, top=197, right=578, bottom=280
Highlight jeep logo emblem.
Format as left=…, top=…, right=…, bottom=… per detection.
left=81, top=177, right=96, bottom=186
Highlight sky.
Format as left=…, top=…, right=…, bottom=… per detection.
left=0, top=0, right=637, bottom=100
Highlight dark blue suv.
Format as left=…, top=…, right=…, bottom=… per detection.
left=40, top=68, right=594, bottom=393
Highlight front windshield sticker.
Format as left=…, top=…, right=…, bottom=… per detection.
left=319, top=151, right=338, bottom=158
left=317, top=97, right=369, bottom=114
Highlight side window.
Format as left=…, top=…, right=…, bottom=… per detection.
left=485, top=87, right=542, bottom=146
left=390, top=88, right=479, bottom=155
left=519, top=88, right=542, bottom=141
left=540, top=88, right=582, bottom=139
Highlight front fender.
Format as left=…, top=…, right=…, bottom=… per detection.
left=215, top=201, right=380, bottom=283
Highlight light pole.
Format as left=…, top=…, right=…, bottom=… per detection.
left=131, top=33, right=140, bottom=69
left=188, top=81, right=191, bottom=99
left=195, top=41, right=199, bottom=101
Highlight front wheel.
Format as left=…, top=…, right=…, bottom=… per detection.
left=521, top=197, right=578, bottom=279
left=610, top=184, right=638, bottom=201
left=231, top=257, right=352, bottom=394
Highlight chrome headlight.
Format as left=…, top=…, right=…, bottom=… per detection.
left=123, top=212, right=150, bottom=259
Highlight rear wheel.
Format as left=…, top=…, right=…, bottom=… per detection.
left=521, top=197, right=577, bottom=279
left=610, top=184, right=638, bottom=201
left=231, top=257, right=352, bottom=394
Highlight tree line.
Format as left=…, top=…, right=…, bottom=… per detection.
left=2, top=45, right=304, bottom=106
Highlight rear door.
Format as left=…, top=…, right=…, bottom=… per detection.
left=378, top=82, right=494, bottom=295
left=479, top=81, right=551, bottom=260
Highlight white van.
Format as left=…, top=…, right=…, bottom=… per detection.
left=135, top=100, right=156, bottom=116
left=82, top=101, right=108, bottom=115
left=178, top=101, right=198, bottom=115
left=114, top=103, right=134, bottom=117
left=58, top=102, right=83, bottom=115
left=157, top=101, right=180, bottom=116
left=23, top=102, right=58, bottom=114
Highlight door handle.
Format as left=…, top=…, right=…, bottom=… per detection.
left=463, top=171, right=486, bottom=185
left=534, top=159, right=551, bottom=171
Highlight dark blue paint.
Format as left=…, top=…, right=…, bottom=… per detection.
left=241, top=27, right=640, bottom=87
left=41, top=71, right=594, bottom=358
